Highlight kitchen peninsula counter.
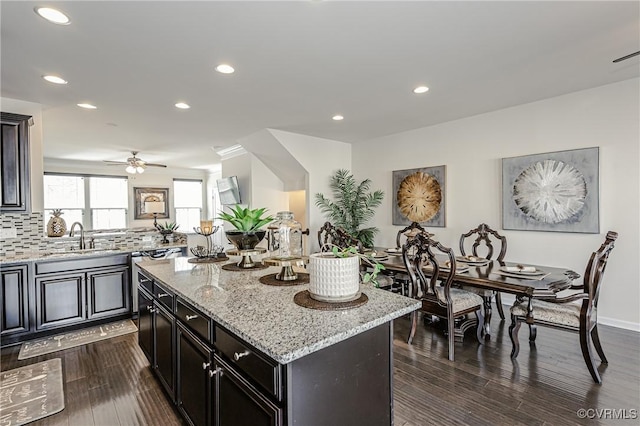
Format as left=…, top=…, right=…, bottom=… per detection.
left=137, top=256, right=419, bottom=364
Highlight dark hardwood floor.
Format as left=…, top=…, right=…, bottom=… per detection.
left=2, top=311, right=638, bottom=425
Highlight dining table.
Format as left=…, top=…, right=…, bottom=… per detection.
left=373, top=249, right=580, bottom=332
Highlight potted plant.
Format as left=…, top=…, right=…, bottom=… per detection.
left=315, top=169, right=384, bottom=249
left=156, top=221, right=179, bottom=243
left=308, top=245, right=386, bottom=302
left=217, top=205, right=274, bottom=250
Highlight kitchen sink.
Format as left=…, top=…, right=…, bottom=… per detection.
left=39, top=248, right=122, bottom=257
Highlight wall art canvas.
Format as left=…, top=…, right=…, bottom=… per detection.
left=392, top=165, right=446, bottom=227
left=502, top=147, right=599, bottom=233
left=134, top=187, right=169, bottom=220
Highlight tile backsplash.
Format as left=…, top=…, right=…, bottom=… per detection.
left=0, top=212, right=186, bottom=257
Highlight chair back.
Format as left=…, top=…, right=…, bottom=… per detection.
left=583, top=231, right=618, bottom=311
left=459, top=223, right=507, bottom=261
left=396, top=221, right=433, bottom=248
left=317, top=221, right=363, bottom=252
left=402, top=232, right=456, bottom=307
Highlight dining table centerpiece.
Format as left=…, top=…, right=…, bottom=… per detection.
left=217, top=205, right=274, bottom=250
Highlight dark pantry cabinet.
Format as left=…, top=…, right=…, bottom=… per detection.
left=1, top=112, right=31, bottom=213
left=0, top=263, right=30, bottom=337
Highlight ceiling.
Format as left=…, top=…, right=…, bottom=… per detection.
left=2, top=1, right=638, bottom=171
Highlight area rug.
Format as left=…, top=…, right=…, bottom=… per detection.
left=18, top=319, right=137, bottom=360
left=0, top=358, right=65, bottom=425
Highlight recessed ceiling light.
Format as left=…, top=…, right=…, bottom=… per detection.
left=34, top=7, right=70, bottom=25
left=413, top=86, right=429, bottom=94
left=215, top=64, right=235, bottom=74
left=43, top=75, right=67, bottom=84
left=77, top=103, right=97, bottom=109
left=175, top=102, right=190, bottom=109
left=332, top=115, right=344, bottom=121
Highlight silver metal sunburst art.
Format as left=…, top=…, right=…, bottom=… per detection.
left=512, top=159, right=587, bottom=224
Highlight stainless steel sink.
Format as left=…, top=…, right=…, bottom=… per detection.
left=39, top=248, right=121, bottom=258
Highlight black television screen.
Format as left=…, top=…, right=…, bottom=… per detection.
left=217, top=176, right=241, bottom=205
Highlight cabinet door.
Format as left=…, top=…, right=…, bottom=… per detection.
left=87, top=266, right=130, bottom=319
left=177, top=323, right=212, bottom=426
left=138, top=288, right=154, bottom=365
left=215, top=356, right=282, bottom=426
left=155, top=303, right=176, bottom=401
left=35, top=273, right=85, bottom=330
left=0, top=112, right=30, bottom=212
left=0, top=264, right=29, bottom=336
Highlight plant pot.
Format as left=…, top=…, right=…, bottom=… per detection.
left=308, top=253, right=361, bottom=302
left=225, top=230, right=266, bottom=251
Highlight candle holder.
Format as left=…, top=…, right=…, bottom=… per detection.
left=189, top=224, right=227, bottom=263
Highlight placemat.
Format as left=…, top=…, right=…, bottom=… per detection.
left=294, top=290, right=368, bottom=310
left=18, top=319, right=137, bottom=360
left=222, top=263, right=269, bottom=272
left=259, top=273, right=310, bottom=286
left=0, top=358, right=64, bottom=425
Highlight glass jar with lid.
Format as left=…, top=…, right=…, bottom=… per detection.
left=268, top=211, right=303, bottom=259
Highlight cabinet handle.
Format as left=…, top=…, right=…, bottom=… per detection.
left=209, top=367, right=222, bottom=378
left=202, top=362, right=211, bottom=370
left=158, top=293, right=170, bottom=298
left=234, top=350, right=250, bottom=361
left=185, top=314, right=198, bottom=321
left=147, top=306, right=156, bottom=313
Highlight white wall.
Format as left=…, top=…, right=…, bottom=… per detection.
left=1, top=97, right=45, bottom=212
left=270, top=130, right=352, bottom=253
left=352, top=78, right=640, bottom=330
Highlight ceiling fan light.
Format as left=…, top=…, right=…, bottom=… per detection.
left=136, top=166, right=145, bottom=174
left=125, top=165, right=137, bottom=174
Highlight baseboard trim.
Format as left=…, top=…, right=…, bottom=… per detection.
left=498, top=294, right=639, bottom=332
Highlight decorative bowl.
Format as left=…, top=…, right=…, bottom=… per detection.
left=225, top=230, right=266, bottom=251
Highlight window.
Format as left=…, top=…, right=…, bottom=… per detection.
left=174, top=179, right=203, bottom=232
left=44, top=174, right=128, bottom=231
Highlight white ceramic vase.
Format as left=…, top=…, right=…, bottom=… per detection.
left=308, top=253, right=361, bottom=302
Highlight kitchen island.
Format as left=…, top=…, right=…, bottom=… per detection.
left=137, top=257, right=420, bottom=426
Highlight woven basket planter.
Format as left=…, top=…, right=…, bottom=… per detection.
left=308, top=253, right=360, bottom=302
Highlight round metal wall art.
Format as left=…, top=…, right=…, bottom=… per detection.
left=396, top=171, right=442, bottom=223
left=513, top=159, right=587, bottom=224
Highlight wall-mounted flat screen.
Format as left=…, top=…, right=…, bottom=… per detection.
left=217, top=176, right=241, bottom=205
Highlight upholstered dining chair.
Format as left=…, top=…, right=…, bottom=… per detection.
left=403, top=232, right=484, bottom=361
left=317, top=221, right=363, bottom=252
left=509, top=231, right=618, bottom=384
left=459, top=223, right=508, bottom=326
left=396, top=221, right=433, bottom=249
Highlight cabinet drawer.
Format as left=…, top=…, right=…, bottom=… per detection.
left=138, top=272, right=153, bottom=294
left=36, top=254, right=129, bottom=275
left=176, top=300, right=211, bottom=344
left=215, top=326, right=281, bottom=400
left=153, top=282, right=175, bottom=311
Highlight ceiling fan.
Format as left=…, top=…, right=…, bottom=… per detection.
left=103, top=151, right=167, bottom=174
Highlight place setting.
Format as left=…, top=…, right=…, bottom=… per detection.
left=455, top=255, right=490, bottom=266
left=493, top=264, right=551, bottom=280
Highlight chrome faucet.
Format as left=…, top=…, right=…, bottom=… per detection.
left=69, top=222, right=85, bottom=250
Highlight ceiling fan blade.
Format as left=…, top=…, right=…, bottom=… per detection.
left=613, top=51, right=640, bottom=63
left=144, top=163, right=167, bottom=168
left=103, top=160, right=129, bottom=165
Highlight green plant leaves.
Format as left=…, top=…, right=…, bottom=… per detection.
left=216, top=205, right=274, bottom=231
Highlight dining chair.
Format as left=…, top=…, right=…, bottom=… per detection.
left=403, top=232, right=484, bottom=361
left=396, top=221, right=433, bottom=249
left=317, top=221, right=363, bottom=252
left=459, top=223, right=508, bottom=327
left=509, top=231, right=618, bottom=384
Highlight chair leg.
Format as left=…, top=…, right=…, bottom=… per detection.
left=475, top=309, right=485, bottom=344
left=447, top=314, right=455, bottom=362
left=509, top=314, right=522, bottom=358
left=482, top=295, right=492, bottom=336
left=580, top=324, right=602, bottom=384
left=528, top=323, right=537, bottom=342
left=591, top=325, right=608, bottom=364
left=495, top=291, right=506, bottom=320
left=407, top=311, right=418, bottom=345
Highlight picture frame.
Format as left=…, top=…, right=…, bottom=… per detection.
left=502, top=147, right=599, bottom=233
left=392, top=165, right=446, bottom=227
left=134, top=187, right=169, bottom=220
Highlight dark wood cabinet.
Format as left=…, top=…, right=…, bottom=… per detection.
left=87, top=267, right=130, bottom=319
left=138, top=287, right=154, bottom=364
left=215, top=355, right=282, bottom=426
left=1, top=264, right=30, bottom=336
left=155, top=302, right=176, bottom=401
left=177, top=322, right=213, bottom=426
left=35, top=273, right=86, bottom=330
left=1, top=112, right=31, bottom=213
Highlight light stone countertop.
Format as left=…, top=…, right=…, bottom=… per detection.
left=0, top=243, right=187, bottom=265
left=137, top=256, right=421, bottom=364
